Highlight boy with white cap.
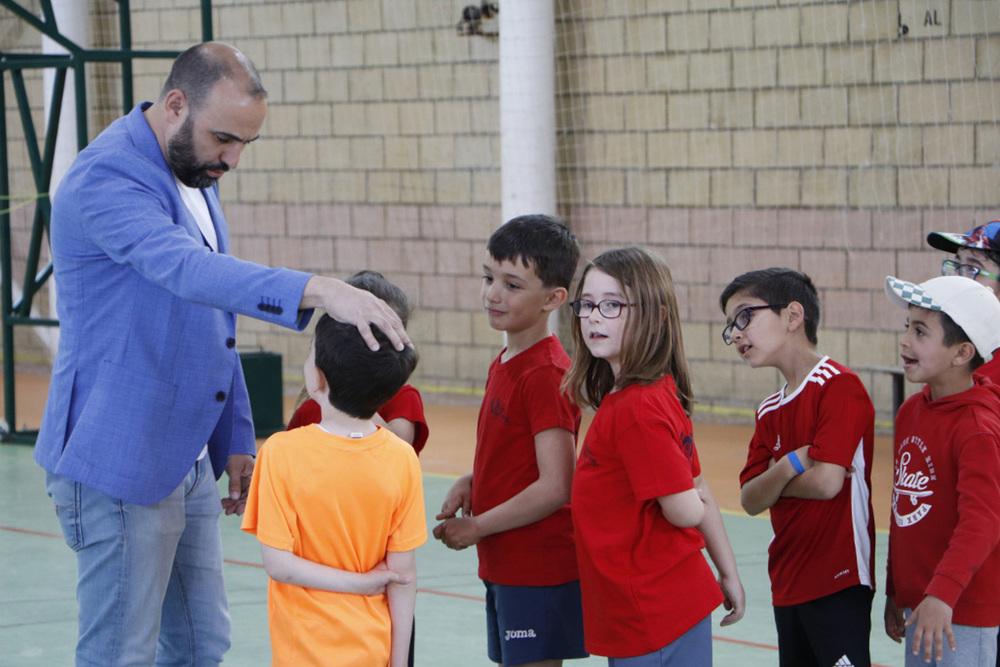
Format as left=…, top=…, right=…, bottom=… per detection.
left=927, top=221, right=1000, bottom=384
left=883, top=275, right=1000, bottom=666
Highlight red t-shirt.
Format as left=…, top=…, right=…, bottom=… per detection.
left=287, top=384, right=428, bottom=455
left=471, top=335, right=581, bottom=586
left=739, top=357, right=876, bottom=606
left=572, top=377, right=722, bottom=657
left=887, top=379, right=1000, bottom=626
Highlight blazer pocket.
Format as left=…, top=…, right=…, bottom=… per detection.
left=66, top=360, right=180, bottom=467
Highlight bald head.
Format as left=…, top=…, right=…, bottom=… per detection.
left=159, top=42, right=266, bottom=114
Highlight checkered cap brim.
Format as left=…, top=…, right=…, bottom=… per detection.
left=886, top=277, right=942, bottom=311
left=885, top=275, right=1000, bottom=363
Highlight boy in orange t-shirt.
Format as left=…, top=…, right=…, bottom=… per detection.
left=243, top=315, right=425, bottom=666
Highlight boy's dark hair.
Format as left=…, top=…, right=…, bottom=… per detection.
left=937, top=309, right=985, bottom=371
left=981, top=248, right=1000, bottom=269
left=347, top=270, right=411, bottom=327
left=719, top=268, right=821, bottom=345
left=486, top=214, right=580, bottom=289
left=313, top=314, right=418, bottom=419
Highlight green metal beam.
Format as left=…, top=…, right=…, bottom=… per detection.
left=15, top=69, right=64, bottom=317
left=119, top=0, right=134, bottom=111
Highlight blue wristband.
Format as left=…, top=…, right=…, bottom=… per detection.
left=786, top=451, right=805, bottom=474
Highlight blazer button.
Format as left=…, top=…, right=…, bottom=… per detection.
left=216, top=391, right=227, bottom=402
left=226, top=338, right=236, bottom=349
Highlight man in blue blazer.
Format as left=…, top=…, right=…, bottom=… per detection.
left=34, top=42, right=409, bottom=665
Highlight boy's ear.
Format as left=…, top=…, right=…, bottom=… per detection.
left=306, top=362, right=328, bottom=397
left=785, top=301, right=806, bottom=334
left=952, top=341, right=978, bottom=367
left=542, top=286, right=569, bottom=312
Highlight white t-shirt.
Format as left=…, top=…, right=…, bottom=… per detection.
left=175, top=178, right=215, bottom=462
left=175, top=178, right=218, bottom=251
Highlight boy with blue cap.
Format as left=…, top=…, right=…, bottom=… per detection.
left=927, top=221, right=1000, bottom=383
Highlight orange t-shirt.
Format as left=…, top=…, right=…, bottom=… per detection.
left=242, top=425, right=427, bottom=666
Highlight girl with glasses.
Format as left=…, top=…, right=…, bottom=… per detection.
left=562, top=247, right=745, bottom=667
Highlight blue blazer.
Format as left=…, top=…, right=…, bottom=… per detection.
left=35, top=104, right=314, bottom=504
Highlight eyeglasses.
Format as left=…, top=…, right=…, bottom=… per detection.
left=569, top=299, right=634, bottom=319
left=941, top=258, right=1000, bottom=282
left=722, top=303, right=789, bottom=345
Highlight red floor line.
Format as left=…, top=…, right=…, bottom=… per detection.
left=415, top=588, right=485, bottom=602
left=0, top=524, right=61, bottom=538
left=710, top=635, right=778, bottom=651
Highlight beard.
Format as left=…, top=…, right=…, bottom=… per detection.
left=167, top=116, right=229, bottom=189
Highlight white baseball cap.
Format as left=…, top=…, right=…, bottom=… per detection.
left=885, top=275, right=1000, bottom=362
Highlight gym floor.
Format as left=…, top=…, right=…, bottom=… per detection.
left=0, top=372, right=905, bottom=666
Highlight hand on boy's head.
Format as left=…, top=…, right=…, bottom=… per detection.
left=905, top=595, right=955, bottom=663
left=302, top=276, right=411, bottom=351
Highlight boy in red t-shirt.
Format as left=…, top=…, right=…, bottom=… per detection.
left=432, top=214, right=587, bottom=667
left=719, top=268, right=876, bottom=667
left=883, top=275, right=1000, bottom=666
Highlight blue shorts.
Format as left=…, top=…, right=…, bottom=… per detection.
left=607, top=615, right=712, bottom=667
left=484, top=579, right=588, bottom=666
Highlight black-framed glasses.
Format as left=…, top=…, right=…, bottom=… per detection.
left=722, top=303, right=788, bottom=345
left=569, top=299, right=635, bottom=319
left=941, top=258, right=1000, bottom=282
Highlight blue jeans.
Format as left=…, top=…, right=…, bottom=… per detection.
left=47, top=460, right=230, bottom=666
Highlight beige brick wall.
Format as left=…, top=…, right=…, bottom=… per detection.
left=3, top=1, right=1000, bottom=428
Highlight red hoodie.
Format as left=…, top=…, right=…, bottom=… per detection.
left=975, top=354, right=1000, bottom=387
left=887, top=377, right=1000, bottom=626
